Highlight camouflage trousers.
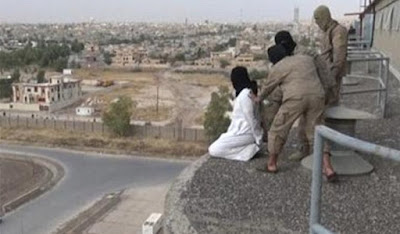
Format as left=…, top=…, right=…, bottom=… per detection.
left=267, top=95, right=325, bottom=155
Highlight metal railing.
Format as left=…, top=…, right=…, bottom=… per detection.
left=347, top=40, right=371, bottom=51
left=309, top=125, right=400, bottom=234
left=344, top=50, right=390, bottom=118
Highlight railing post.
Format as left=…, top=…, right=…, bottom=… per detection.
left=310, top=129, right=324, bottom=234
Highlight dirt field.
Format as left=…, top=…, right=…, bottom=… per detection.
left=70, top=69, right=230, bottom=127
left=0, top=156, right=48, bottom=209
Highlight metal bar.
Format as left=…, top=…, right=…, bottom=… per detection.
left=309, top=126, right=400, bottom=234
left=316, top=126, right=400, bottom=161
left=345, top=74, right=380, bottom=80
left=311, top=224, right=335, bottom=234
left=341, top=87, right=386, bottom=95
left=309, top=133, right=324, bottom=234
left=348, top=50, right=382, bottom=54
left=347, top=57, right=390, bottom=62
left=382, top=58, right=390, bottom=118
left=348, top=40, right=371, bottom=45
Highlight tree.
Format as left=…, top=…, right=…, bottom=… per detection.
left=53, top=57, right=68, bottom=72
left=174, top=53, right=186, bottom=62
left=219, top=59, right=230, bottom=69
left=103, top=52, right=113, bottom=65
left=36, top=70, right=46, bottom=83
left=11, top=69, right=20, bottom=82
left=71, top=39, right=85, bottom=53
left=102, top=96, right=133, bottom=137
left=228, top=38, right=237, bottom=47
left=204, top=86, right=232, bottom=142
left=249, top=69, right=268, bottom=80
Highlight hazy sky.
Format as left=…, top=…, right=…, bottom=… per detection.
left=0, top=0, right=360, bottom=23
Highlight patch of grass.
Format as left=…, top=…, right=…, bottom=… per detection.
left=75, top=68, right=155, bottom=81
left=0, top=127, right=207, bottom=158
left=174, top=73, right=230, bottom=87
left=132, top=106, right=171, bottom=122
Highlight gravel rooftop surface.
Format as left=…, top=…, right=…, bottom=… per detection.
left=179, top=72, right=400, bottom=233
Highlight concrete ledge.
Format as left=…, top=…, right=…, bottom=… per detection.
left=163, top=155, right=208, bottom=234
left=0, top=154, right=64, bottom=213
left=55, top=191, right=123, bottom=234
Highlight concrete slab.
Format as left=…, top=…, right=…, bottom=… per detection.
left=301, top=151, right=374, bottom=175
left=86, top=184, right=169, bottom=234
left=325, top=106, right=377, bottom=120
left=342, top=76, right=360, bottom=86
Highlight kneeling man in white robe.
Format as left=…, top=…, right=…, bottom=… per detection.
left=208, top=66, right=263, bottom=161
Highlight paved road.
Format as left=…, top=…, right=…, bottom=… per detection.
left=0, top=144, right=189, bottom=234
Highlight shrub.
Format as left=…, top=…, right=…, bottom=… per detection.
left=102, top=96, right=133, bottom=137
left=204, top=86, right=232, bottom=142
left=249, top=69, right=268, bottom=80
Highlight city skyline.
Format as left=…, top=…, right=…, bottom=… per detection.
left=0, top=0, right=360, bottom=24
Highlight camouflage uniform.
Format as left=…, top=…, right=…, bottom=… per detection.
left=260, top=87, right=282, bottom=137
left=292, top=12, right=348, bottom=157
left=319, top=21, right=348, bottom=105
left=260, top=55, right=325, bottom=155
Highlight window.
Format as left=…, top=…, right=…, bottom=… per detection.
left=27, top=88, right=31, bottom=92
left=34, top=87, right=38, bottom=92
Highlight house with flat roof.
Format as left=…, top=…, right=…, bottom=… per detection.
left=0, top=76, right=82, bottom=112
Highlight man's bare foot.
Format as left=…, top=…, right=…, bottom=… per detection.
left=266, top=154, right=278, bottom=173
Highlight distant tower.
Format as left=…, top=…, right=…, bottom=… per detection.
left=294, top=7, right=300, bottom=23
left=240, top=8, right=243, bottom=24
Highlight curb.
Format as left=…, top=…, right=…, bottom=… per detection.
left=0, top=154, right=64, bottom=213
left=55, top=190, right=123, bottom=234
left=163, top=154, right=209, bottom=234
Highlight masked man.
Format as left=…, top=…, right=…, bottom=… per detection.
left=314, top=5, right=348, bottom=106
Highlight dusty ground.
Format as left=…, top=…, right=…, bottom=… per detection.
left=160, top=71, right=230, bottom=127
left=0, top=156, right=48, bottom=209
left=0, top=127, right=207, bottom=158
left=63, top=69, right=230, bottom=127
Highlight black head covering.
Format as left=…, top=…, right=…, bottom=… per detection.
left=250, top=80, right=258, bottom=96
left=268, top=45, right=288, bottom=65
left=231, top=66, right=252, bottom=97
left=274, top=30, right=297, bottom=55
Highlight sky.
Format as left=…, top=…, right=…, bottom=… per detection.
left=0, top=0, right=361, bottom=23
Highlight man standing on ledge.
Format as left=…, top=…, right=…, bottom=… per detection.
left=314, top=5, right=348, bottom=106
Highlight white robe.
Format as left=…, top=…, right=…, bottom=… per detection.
left=208, top=88, right=263, bottom=161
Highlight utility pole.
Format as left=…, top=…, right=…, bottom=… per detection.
left=155, top=74, right=160, bottom=115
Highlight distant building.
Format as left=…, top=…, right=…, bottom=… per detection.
left=76, top=106, right=95, bottom=116
left=360, top=0, right=400, bottom=78
left=113, top=47, right=148, bottom=67
left=234, top=54, right=254, bottom=66
left=0, top=76, right=82, bottom=112
left=294, top=7, right=300, bottom=23
left=194, top=58, right=213, bottom=67
left=210, top=51, right=235, bottom=66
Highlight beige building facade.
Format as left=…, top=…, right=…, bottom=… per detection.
left=0, top=76, right=82, bottom=112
